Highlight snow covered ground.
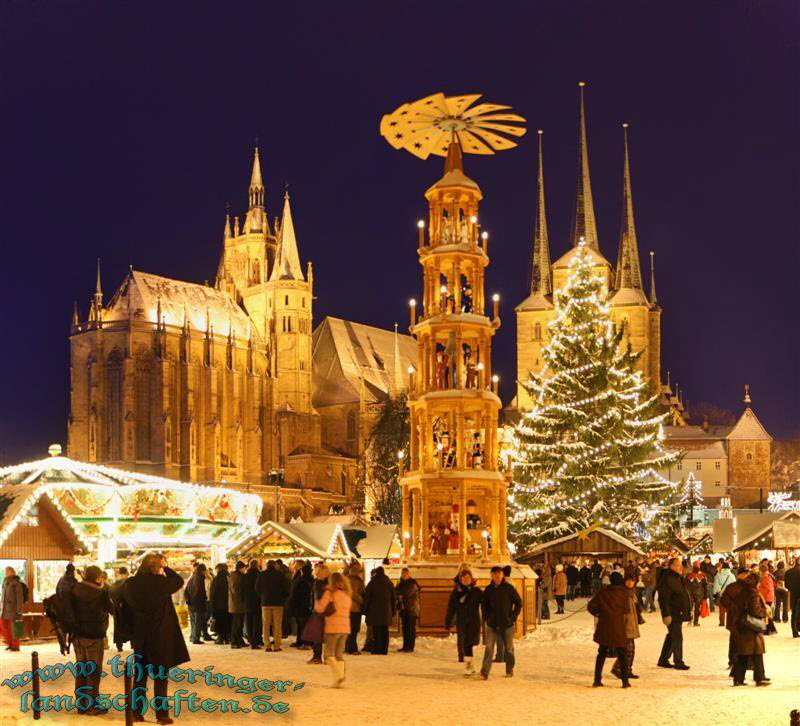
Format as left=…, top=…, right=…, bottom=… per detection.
left=1, top=604, right=798, bottom=726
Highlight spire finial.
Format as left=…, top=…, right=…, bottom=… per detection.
left=95, top=257, right=102, bottom=300
left=614, top=123, right=643, bottom=292
left=530, top=129, right=552, bottom=296
left=649, top=250, right=658, bottom=304
left=269, top=191, right=305, bottom=282
left=444, top=132, right=464, bottom=174
left=744, top=384, right=751, bottom=405
left=72, top=300, right=79, bottom=328
left=570, top=81, right=599, bottom=250
left=248, top=146, right=264, bottom=209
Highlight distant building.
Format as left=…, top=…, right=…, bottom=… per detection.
left=67, top=150, right=414, bottom=518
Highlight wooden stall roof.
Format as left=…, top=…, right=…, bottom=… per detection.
left=229, top=521, right=352, bottom=559
left=518, top=528, right=645, bottom=562
left=734, top=511, right=800, bottom=552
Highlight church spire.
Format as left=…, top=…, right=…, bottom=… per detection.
left=248, top=147, right=264, bottom=209
left=223, top=211, right=232, bottom=240
left=649, top=250, right=658, bottom=305
left=269, top=191, right=305, bottom=281
left=614, top=124, right=643, bottom=291
left=94, top=257, right=102, bottom=305
left=530, top=130, right=552, bottom=296
left=570, top=82, right=599, bottom=250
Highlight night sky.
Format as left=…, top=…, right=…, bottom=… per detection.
left=1, top=1, right=797, bottom=464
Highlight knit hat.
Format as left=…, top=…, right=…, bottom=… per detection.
left=555, top=564, right=564, bottom=572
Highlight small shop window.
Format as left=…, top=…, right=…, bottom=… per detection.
left=0, top=560, right=27, bottom=591
left=34, top=560, right=69, bottom=603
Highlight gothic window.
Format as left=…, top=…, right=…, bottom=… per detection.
left=134, top=353, right=153, bottom=460
left=189, top=422, right=197, bottom=465
left=105, top=350, right=123, bottom=460
left=299, top=359, right=305, bottom=370
left=746, top=452, right=753, bottom=461
left=341, top=470, right=347, bottom=495
left=164, top=419, right=172, bottom=462
left=88, top=411, right=97, bottom=462
left=285, top=295, right=289, bottom=306
left=534, top=322, right=542, bottom=341
left=287, top=317, right=292, bottom=332
left=347, top=410, right=356, bottom=441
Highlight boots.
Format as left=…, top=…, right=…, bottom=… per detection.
left=326, top=657, right=345, bottom=688
left=464, top=659, right=475, bottom=676
left=593, top=653, right=605, bottom=687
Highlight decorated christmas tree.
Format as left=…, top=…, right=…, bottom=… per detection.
left=509, top=241, right=679, bottom=549
left=679, top=472, right=704, bottom=527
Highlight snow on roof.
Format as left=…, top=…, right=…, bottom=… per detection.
left=523, top=528, right=644, bottom=556
left=347, top=524, right=399, bottom=559
left=552, top=245, right=612, bottom=269
left=664, top=425, right=732, bottom=441
left=610, top=287, right=649, bottom=306
left=515, top=291, right=554, bottom=312
left=231, top=521, right=351, bottom=559
left=727, top=408, right=772, bottom=442
left=679, top=441, right=727, bottom=459
left=105, top=270, right=256, bottom=341
left=730, top=511, right=800, bottom=552
left=312, top=317, right=417, bottom=407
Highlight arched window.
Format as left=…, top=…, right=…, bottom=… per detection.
left=347, top=410, right=356, bottom=441
left=534, top=322, right=542, bottom=341
left=134, top=353, right=153, bottom=460
left=746, top=452, right=753, bottom=461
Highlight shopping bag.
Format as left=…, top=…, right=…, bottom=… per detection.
left=700, top=599, right=710, bottom=618
left=12, top=619, right=25, bottom=638
left=301, top=613, right=324, bottom=644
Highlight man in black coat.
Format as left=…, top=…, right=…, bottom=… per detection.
left=565, top=562, right=580, bottom=601
left=56, top=563, right=78, bottom=598
left=479, top=565, right=522, bottom=679
left=256, top=560, right=290, bottom=651
left=109, top=567, right=132, bottom=652
left=124, top=554, right=188, bottom=725
left=656, top=556, right=692, bottom=670
left=228, top=561, right=247, bottom=649
left=184, top=564, right=209, bottom=645
left=363, top=566, right=396, bottom=655
left=71, top=565, right=114, bottom=714
left=243, top=561, right=263, bottom=649
left=288, top=562, right=313, bottom=649
left=784, top=558, right=800, bottom=637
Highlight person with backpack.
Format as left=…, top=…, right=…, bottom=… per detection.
left=713, top=562, right=736, bottom=627
left=56, top=563, right=79, bottom=598
left=1, top=566, right=25, bottom=651
left=71, top=565, right=114, bottom=714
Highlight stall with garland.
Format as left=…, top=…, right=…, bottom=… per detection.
left=517, top=527, right=645, bottom=568
left=0, top=448, right=263, bottom=582
left=229, top=521, right=352, bottom=562
left=728, top=511, right=800, bottom=564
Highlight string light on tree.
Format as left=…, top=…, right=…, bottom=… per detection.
left=508, top=240, right=679, bottom=549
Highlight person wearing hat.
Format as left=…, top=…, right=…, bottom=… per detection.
left=56, top=563, right=78, bottom=598
left=553, top=564, right=567, bottom=614
left=479, top=565, right=521, bottom=679
left=228, top=561, right=247, bottom=649
left=587, top=571, right=631, bottom=688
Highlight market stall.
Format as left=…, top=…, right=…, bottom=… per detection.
left=517, top=527, right=644, bottom=568
left=229, top=521, right=352, bottom=562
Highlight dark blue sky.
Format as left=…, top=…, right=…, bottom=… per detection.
left=0, top=1, right=797, bottom=463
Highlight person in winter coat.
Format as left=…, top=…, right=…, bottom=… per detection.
left=288, top=561, right=313, bottom=650
left=535, top=567, right=551, bottom=621
left=123, top=554, right=189, bottom=725
left=565, top=562, right=579, bottom=601
left=227, top=561, right=247, bottom=648
left=56, top=563, right=78, bottom=598
left=363, top=566, right=396, bottom=655
left=184, top=564, right=209, bottom=645
left=70, top=565, right=114, bottom=715
left=109, top=567, right=132, bottom=652
left=587, top=571, right=631, bottom=688
left=243, top=560, right=263, bottom=649
left=344, top=561, right=366, bottom=654
left=307, top=564, right=330, bottom=664
left=590, top=559, right=603, bottom=595
left=641, top=562, right=658, bottom=613
left=686, top=564, right=708, bottom=627
left=479, top=565, right=522, bottom=679
left=612, top=573, right=641, bottom=681
left=700, top=556, right=717, bottom=613
left=656, top=557, right=691, bottom=670
left=315, top=572, right=353, bottom=688
left=713, top=562, right=737, bottom=627
left=773, top=562, right=788, bottom=624
left=785, top=558, right=800, bottom=637
left=445, top=569, right=482, bottom=676
left=720, top=567, right=750, bottom=668
left=757, top=563, right=777, bottom=635
left=579, top=563, right=592, bottom=598
left=257, top=560, right=290, bottom=651
left=209, top=563, right=230, bottom=645
left=553, top=564, right=567, bottom=614
left=395, top=568, right=420, bottom=652
left=731, top=572, right=771, bottom=686
left=1, top=566, right=25, bottom=651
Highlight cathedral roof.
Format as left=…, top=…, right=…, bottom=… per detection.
left=312, top=317, right=417, bottom=407
left=552, top=244, right=611, bottom=270
left=106, top=270, right=257, bottom=341
left=610, top=287, right=649, bottom=306
left=515, top=291, right=553, bottom=312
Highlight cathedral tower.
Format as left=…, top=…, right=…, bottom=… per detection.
left=403, top=137, right=509, bottom=561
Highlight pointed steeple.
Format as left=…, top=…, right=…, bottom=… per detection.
left=614, top=124, right=644, bottom=291
left=94, top=258, right=103, bottom=305
left=444, top=133, right=463, bottom=174
left=649, top=250, right=658, bottom=305
left=269, top=191, right=305, bottom=281
left=530, top=130, right=552, bottom=296
left=570, top=82, right=599, bottom=250
left=248, top=147, right=264, bottom=209
left=72, top=301, right=79, bottom=330
left=223, top=212, right=232, bottom=240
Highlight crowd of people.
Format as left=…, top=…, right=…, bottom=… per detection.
left=535, top=553, right=800, bottom=688
left=3, top=552, right=799, bottom=721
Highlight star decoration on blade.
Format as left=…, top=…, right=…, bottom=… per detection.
left=380, top=93, right=527, bottom=159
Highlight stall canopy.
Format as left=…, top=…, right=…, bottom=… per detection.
left=0, top=452, right=262, bottom=557
left=518, top=528, right=645, bottom=563
left=731, top=511, right=800, bottom=552
left=230, top=521, right=352, bottom=560
left=713, top=513, right=784, bottom=553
